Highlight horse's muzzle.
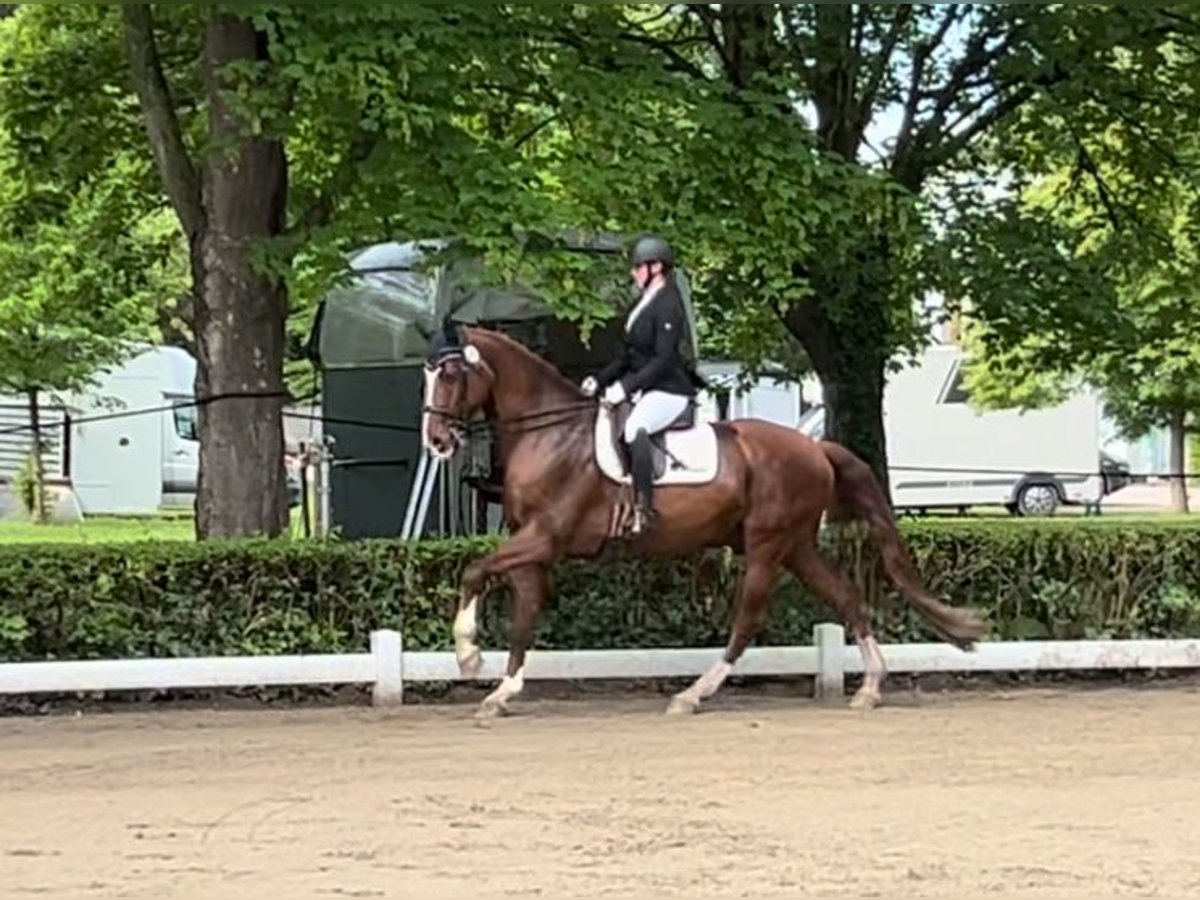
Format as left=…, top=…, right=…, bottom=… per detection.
left=427, top=434, right=457, bottom=459
left=424, top=422, right=464, bottom=460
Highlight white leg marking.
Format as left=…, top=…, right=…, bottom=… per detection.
left=667, top=660, right=733, bottom=715
left=693, top=660, right=734, bottom=700
left=479, top=666, right=525, bottom=717
left=454, top=597, right=482, bottom=679
left=453, top=596, right=478, bottom=641
left=851, top=635, right=886, bottom=710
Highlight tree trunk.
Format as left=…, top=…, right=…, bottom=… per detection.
left=193, top=12, right=289, bottom=540
left=816, top=357, right=889, bottom=495
left=1168, top=411, right=1189, bottom=515
left=785, top=301, right=891, bottom=498
left=26, top=388, right=47, bottom=525
left=712, top=4, right=896, bottom=495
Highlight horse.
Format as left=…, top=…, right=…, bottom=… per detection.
left=421, top=324, right=986, bottom=719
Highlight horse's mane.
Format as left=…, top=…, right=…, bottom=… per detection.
left=463, top=326, right=584, bottom=399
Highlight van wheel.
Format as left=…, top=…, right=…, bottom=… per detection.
left=1016, top=482, right=1060, bottom=517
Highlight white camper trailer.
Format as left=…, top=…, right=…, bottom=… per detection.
left=797, top=344, right=1108, bottom=516
left=68, top=345, right=200, bottom=514
left=0, top=345, right=199, bottom=518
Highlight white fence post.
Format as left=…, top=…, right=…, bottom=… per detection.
left=370, top=630, right=403, bottom=707
left=813, top=622, right=845, bottom=704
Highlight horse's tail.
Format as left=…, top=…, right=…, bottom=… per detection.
left=820, top=440, right=986, bottom=651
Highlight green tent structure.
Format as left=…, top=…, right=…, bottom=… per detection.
left=307, top=235, right=701, bottom=540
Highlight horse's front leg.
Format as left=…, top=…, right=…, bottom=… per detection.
left=454, top=523, right=555, bottom=682
left=453, top=593, right=485, bottom=680
left=477, top=565, right=548, bottom=719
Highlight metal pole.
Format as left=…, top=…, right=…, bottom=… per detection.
left=414, top=456, right=441, bottom=541
left=401, top=449, right=430, bottom=540
left=317, top=436, right=334, bottom=539
left=299, top=441, right=312, bottom=539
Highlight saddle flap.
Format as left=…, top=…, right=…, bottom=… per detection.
left=594, top=403, right=719, bottom=487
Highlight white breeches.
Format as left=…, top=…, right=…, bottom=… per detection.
left=624, top=391, right=690, bottom=443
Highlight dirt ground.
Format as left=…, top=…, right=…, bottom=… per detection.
left=2, top=684, right=1199, bottom=899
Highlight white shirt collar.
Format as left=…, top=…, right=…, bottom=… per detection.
left=625, top=282, right=663, bottom=332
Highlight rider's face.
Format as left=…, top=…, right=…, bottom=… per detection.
left=631, top=262, right=658, bottom=291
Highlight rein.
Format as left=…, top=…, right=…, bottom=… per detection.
left=423, top=399, right=598, bottom=440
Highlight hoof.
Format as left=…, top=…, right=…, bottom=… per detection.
left=475, top=699, right=510, bottom=720
left=665, top=694, right=699, bottom=716
left=849, top=689, right=881, bottom=711
left=457, top=645, right=483, bottom=680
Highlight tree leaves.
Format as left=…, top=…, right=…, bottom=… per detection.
left=0, top=131, right=170, bottom=394
left=952, top=106, right=1200, bottom=437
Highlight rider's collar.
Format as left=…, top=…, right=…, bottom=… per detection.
left=625, top=282, right=664, bottom=332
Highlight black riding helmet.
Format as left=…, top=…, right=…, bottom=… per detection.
left=629, top=234, right=675, bottom=270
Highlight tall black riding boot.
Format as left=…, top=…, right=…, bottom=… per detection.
left=615, top=435, right=633, bottom=477
left=629, top=429, right=658, bottom=535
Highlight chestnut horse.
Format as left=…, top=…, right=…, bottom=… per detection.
left=422, top=325, right=985, bottom=718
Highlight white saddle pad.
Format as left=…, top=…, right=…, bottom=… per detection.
left=594, top=409, right=720, bottom=486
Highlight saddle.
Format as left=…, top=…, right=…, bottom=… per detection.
left=594, top=400, right=720, bottom=487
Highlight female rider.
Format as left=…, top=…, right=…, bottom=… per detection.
left=582, top=234, right=700, bottom=535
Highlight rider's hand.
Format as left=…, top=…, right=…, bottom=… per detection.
left=580, top=376, right=598, bottom=398
left=603, top=382, right=627, bottom=406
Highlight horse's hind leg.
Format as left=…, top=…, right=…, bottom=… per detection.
left=788, top=548, right=887, bottom=710
left=667, top=547, right=780, bottom=716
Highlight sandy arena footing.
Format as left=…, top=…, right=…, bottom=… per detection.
left=2, top=685, right=1199, bottom=899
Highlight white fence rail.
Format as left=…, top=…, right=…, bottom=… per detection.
left=2, top=625, right=1200, bottom=708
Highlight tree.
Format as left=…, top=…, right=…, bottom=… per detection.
left=0, top=4, right=574, bottom=538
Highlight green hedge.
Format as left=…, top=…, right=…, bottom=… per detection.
left=1, top=519, right=1199, bottom=664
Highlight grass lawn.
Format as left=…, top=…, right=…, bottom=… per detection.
left=0, top=516, right=196, bottom=544
left=0, top=508, right=311, bottom=544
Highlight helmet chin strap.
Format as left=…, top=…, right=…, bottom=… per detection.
left=642, top=269, right=666, bottom=296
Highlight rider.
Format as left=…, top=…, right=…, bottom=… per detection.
left=581, top=234, right=700, bottom=534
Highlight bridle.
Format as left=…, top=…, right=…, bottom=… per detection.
left=422, top=351, right=470, bottom=431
